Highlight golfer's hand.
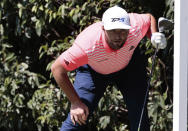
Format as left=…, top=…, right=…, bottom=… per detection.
left=151, top=32, right=167, bottom=49
left=70, top=101, right=89, bottom=125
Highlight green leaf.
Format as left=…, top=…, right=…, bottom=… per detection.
left=31, top=16, right=37, bottom=22
left=17, top=3, right=23, bottom=8
left=81, top=3, right=87, bottom=11
left=5, top=53, right=15, bottom=62
left=69, top=9, right=75, bottom=17
left=159, top=95, right=165, bottom=108
left=99, top=116, right=110, bottom=129
left=11, top=80, right=19, bottom=95
left=38, top=84, right=48, bottom=89
left=39, top=5, right=44, bottom=11
left=46, top=61, right=53, bottom=71
left=72, top=14, right=78, bottom=23
left=13, top=94, right=25, bottom=108
left=49, top=11, right=53, bottom=23
left=18, top=8, right=23, bottom=18
left=25, top=27, right=31, bottom=38
left=53, top=13, right=57, bottom=19
left=35, top=20, right=42, bottom=36
left=37, top=116, right=46, bottom=124
left=39, top=51, right=45, bottom=59
left=33, top=74, right=40, bottom=86
left=31, top=5, right=38, bottom=13
left=18, top=63, right=29, bottom=71
left=0, top=24, right=4, bottom=35
left=29, top=0, right=35, bottom=3
left=167, top=112, right=173, bottom=119
left=145, top=49, right=153, bottom=55
left=58, top=5, right=65, bottom=18
left=163, top=89, right=168, bottom=101
left=19, top=8, right=22, bottom=18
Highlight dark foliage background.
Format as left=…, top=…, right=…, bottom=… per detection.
left=0, top=0, right=174, bottom=130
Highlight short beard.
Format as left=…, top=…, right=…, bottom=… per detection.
left=108, top=41, right=124, bottom=50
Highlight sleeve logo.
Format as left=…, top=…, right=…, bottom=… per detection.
left=64, top=59, right=69, bottom=65
left=129, top=45, right=135, bottom=51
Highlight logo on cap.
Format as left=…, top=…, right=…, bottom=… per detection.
left=111, top=18, right=125, bottom=22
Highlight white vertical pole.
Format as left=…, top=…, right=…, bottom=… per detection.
left=173, top=0, right=188, bottom=130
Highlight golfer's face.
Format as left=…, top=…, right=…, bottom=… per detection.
left=105, top=29, right=129, bottom=50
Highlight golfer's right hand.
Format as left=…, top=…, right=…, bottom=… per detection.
left=70, top=101, right=89, bottom=125
left=151, top=32, right=167, bottom=49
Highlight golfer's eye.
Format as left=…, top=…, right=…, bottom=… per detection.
left=108, top=30, right=115, bottom=34
left=121, top=30, right=129, bottom=35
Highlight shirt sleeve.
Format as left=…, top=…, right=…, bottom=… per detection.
left=129, top=13, right=151, bottom=38
left=59, top=43, right=88, bottom=71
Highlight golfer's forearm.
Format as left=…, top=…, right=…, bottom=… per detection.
left=57, top=73, right=81, bottom=104
left=147, top=13, right=158, bottom=33
left=51, top=67, right=81, bottom=104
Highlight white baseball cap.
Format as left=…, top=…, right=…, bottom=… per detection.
left=102, top=6, right=131, bottom=30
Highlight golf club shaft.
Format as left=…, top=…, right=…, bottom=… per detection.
left=137, top=44, right=159, bottom=131
left=137, top=17, right=173, bottom=131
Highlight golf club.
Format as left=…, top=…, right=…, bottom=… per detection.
left=137, top=17, right=174, bottom=131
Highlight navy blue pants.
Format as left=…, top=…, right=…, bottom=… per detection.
left=60, top=47, right=150, bottom=131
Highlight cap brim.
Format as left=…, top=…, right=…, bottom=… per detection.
left=104, top=24, right=132, bottom=30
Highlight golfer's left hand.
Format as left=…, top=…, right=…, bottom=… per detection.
left=70, top=100, right=89, bottom=125
left=151, top=32, right=167, bottom=49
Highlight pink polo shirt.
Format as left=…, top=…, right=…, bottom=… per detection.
left=59, top=13, right=151, bottom=74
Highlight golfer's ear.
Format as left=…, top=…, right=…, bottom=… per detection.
left=102, top=25, right=105, bottom=30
